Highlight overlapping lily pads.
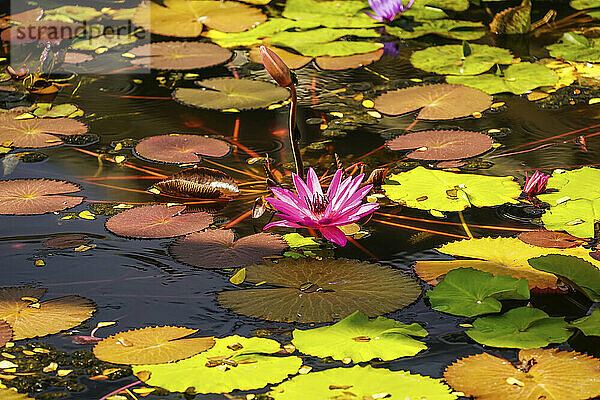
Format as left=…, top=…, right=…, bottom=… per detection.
left=128, top=42, right=232, bottom=70
left=569, top=308, right=600, bottom=336
left=0, top=115, right=88, bottom=148
left=466, top=306, right=572, bottom=348
left=541, top=198, right=600, bottom=238
left=171, top=229, right=287, bottom=269
left=314, top=49, right=384, bottom=70
left=292, top=311, right=428, bottom=362
left=382, top=167, right=521, bottom=212
left=282, top=0, right=379, bottom=28
left=105, top=205, right=213, bottom=239
left=528, top=255, right=600, bottom=301
left=218, top=258, right=421, bottom=323
left=446, top=63, right=558, bottom=95
left=426, top=268, right=530, bottom=317
left=173, top=78, right=290, bottom=111
left=93, top=326, right=215, bottom=365
left=374, top=84, right=492, bottom=120
left=134, top=134, right=231, bottom=164
left=270, top=365, right=457, bottom=400
left=0, top=179, right=84, bottom=215
left=133, top=335, right=302, bottom=393
left=445, top=349, right=600, bottom=400
left=268, top=28, right=382, bottom=57
left=386, top=19, right=485, bottom=40
left=546, top=32, right=600, bottom=63
left=517, top=230, right=583, bottom=248
left=410, top=44, right=514, bottom=75
left=0, top=286, right=95, bottom=340
left=132, top=0, right=267, bottom=37
left=386, top=130, right=493, bottom=160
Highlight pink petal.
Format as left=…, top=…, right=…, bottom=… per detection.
left=306, top=168, right=324, bottom=197
left=264, top=219, right=303, bottom=230
left=319, top=226, right=347, bottom=246
left=326, top=169, right=343, bottom=199
left=332, top=202, right=379, bottom=225
left=334, top=185, right=373, bottom=216
left=266, top=197, right=308, bottom=218
left=270, top=187, right=304, bottom=208
left=292, top=172, right=312, bottom=205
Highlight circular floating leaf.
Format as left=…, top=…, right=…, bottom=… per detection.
left=382, top=167, right=521, bottom=212
left=410, top=44, right=514, bottom=75
left=528, top=255, right=600, bottom=301
left=314, top=49, right=384, bottom=70
left=93, top=326, right=215, bottom=365
left=105, top=205, right=213, bottom=239
left=133, top=335, right=302, bottom=393
left=374, top=84, right=492, bottom=120
left=173, top=78, right=290, bottom=111
left=270, top=365, right=457, bottom=400
left=446, top=63, right=558, bottom=95
left=292, top=311, right=428, bottom=363
left=386, top=130, right=493, bottom=160
left=218, top=258, right=421, bottom=323
left=387, top=19, right=485, bottom=40
left=426, top=268, right=530, bottom=317
left=0, top=320, right=12, bottom=347
left=171, top=229, right=286, bottom=269
left=43, top=234, right=91, bottom=249
left=445, top=348, right=600, bottom=400
left=569, top=308, right=600, bottom=337
left=0, top=115, right=88, bottom=148
left=0, top=179, right=83, bottom=215
left=151, top=166, right=239, bottom=198
left=129, top=42, right=232, bottom=70
left=546, top=32, right=600, bottom=63
left=135, top=134, right=231, bottom=164
left=466, top=306, right=572, bottom=348
left=541, top=198, right=600, bottom=239
left=0, top=286, right=95, bottom=340
left=133, top=0, right=266, bottom=37
left=518, top=230, right=584, bottom=249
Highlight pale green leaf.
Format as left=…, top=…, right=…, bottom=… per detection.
left=546, top=32, right=600, bottom=63
left=541, top=198, right=600, bottom=238
left=387, top=19, right=485, bottom=40
left=411, top=44, right=514, bottom=75
left=282, top=233, right=319, bottom=248
left=269, top=28, right=381, bottom=57
left=528, top=255, right=600, bottom=301
left=282, top=0, right=379, bottom=28
left=569, top=308, right=600, bottom=336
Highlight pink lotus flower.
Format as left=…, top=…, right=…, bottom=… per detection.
left=264, top=168, right=379, bottom=246
left=523, top=170, right=550, bottom=195
left=364, top=0, right=415, bottom=22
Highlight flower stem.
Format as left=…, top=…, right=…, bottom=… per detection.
left=458, top=210, right=474, bottom=239
left=289, top=84, right=304, bottom=178
left=99, top=379, right=142, bottom=400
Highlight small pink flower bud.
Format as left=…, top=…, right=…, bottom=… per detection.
left=259, top=46, right=293, bottom=88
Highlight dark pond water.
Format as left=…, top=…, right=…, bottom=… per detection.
left=1, top=0, right=600, bottom=398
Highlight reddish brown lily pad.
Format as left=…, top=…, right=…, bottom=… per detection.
left=0, top=179, right=84, bottom=215
left=0, top=115, right=88, bottom=148
left=315, top=49, right=384, bottom=70
left=105, top=205, right=213, bottom=239
left=151, top=166, right=239, bottom=198
left=135, top=134, right=231, bottom=164
left=0, top=320, right=12, bottom=347
left=133, top=0, right=266, bottom=37
left=1, top=21, right=83, bottom=45
left=43, top=234, right=91, bottom=249
left=386, top=130, right=493, bottom=160
left=249, top=46, right=312, bottom=70
left=170, top=229, right=287, bottom=269
left=0, top=8, right=43, bottom=29
left=374, top=84, right=492, bottom=120
left=63, top=52, right=93, bottom=64
left=518, top=230, right=585, bottom=249
left=129, top=42, right=232, bottom=70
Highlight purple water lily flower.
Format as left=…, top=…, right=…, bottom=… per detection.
left=264, top=168, right=379, bottom=246
left=364, top=0, right=415, bottom=22
left=523, top=170, right=550, bottom=196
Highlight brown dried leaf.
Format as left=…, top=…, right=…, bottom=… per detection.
left=218, top=258, right=421, bottom=323
left=517, top=230, right=584, bottom=249
left=129, top=42, right=232, bottom=70
left=43, top=234, right=91, bottom=249
left=0, top=179, right=84, bottom=215
left=444, top=348, right=600, bottom=400
left=374, top=84, right=492, bottom=120
left=0, top=286, right=95, bottom=340
left=105, top=205, right=213, bottom=239
left=135, top=134, right=231, bottom=164
left=171, top=229, right=286, bottom=269
left=386, top=130, right=493, bottom=160
left=0, top=115, right=88, bottom=148
left=94, top=326, right=215, bottom=365
left=151, top=166, right=239, bottom=198
left=0, top=320, right=12, bottom=347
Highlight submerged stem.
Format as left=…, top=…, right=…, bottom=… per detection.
left=458, top=210, right=474, bottom=239
left=289, top=84, right=304, bottom=178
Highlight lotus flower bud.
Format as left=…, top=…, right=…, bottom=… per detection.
left=259, top=46, right=293, bottom=88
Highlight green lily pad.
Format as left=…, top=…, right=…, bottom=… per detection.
left=571, top=0, right=600, bottom=10
left=411, top=43, right=514, bottom=75
left=446, top=63, right=558, bottom=94
left=282, top=0, right=379, bottom=28
left=269, top=28, right=381, bottom=57
left=133, top=335, right=302, bottom=393
left=403, top=5, right=448, bottom=20
left=466, top=307, right=572, bottom=348
left=382, top=167, right=522, bottom=212
left=546, top=32, right=600, bottom=63
left=541, top=198, right=600, bottom=239
left=569, top=308, right=600, bottom=336
left=44, top=5, right=102, bottom=22
left=282, top=233, right=319, bottom=249
left=537, top=167, right=600, bottom=205
left=71, top=33, right=139, bottom=51
left=528, top=255, right=600, bottom=301
left=415, top=0, right=470, bottom=11
left=426, top=268, right=530, bottom=317
left=31, top=103, right=80, bottom=118
left=205, top=18, right=321, bottom=47
left=270, top=365, right=457, bottom=400
left=291, top=311, right=427, bottom=363
left=387, top=20, right=485, bottom=40
left=489, top=0, right=531, bottom=34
